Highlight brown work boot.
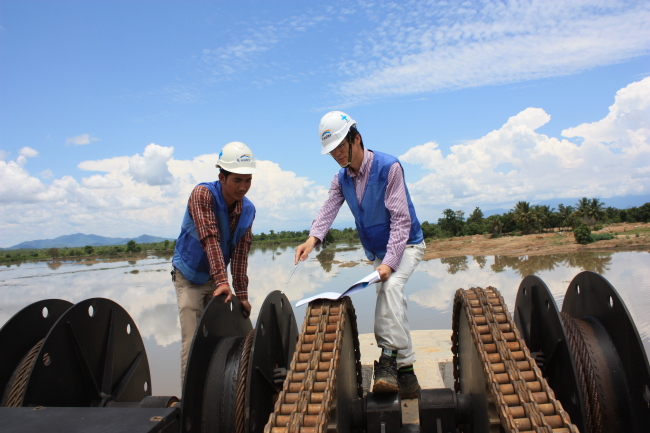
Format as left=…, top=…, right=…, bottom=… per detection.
left=398, top=370, right=421, bottom=399
left=372, top=354, right=398, bottom=393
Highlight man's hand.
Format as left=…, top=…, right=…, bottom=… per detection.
left=213, top=283, right=233, bottom=302
left=241, top=300, right=251, bottom=319
left=295, top=236, right=318, bottom=265
left=376, top=264, right=393, bottom=282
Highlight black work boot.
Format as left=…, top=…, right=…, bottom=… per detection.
left=398, top=369, right=421, bottom=399
left=372, top=354, right=399, bottom=393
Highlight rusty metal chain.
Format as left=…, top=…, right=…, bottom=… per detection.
left=452, top=287, right=579, bottom=433
left=263, top=297, right=361, bottom=433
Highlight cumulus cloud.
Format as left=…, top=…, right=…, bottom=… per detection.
left=128, top=143, right=174, bottom=186
left=66, top=133, right=100, bottom=145
left=19, top=147, right=38, bottom=157
left=401, top=77, right=650, bottom=215
left=562, top=77, right=650, bottom=157
left=247, top=161, right=329, bottom=220
left=1, top=78, right=648, bottom=247
left=0, top=142, right=331, bottom=247
left=339, top=0, right=650, bottom=101
left=0, top=159, right=52, bottom=204
left=82, top=175, right=123, bottom=189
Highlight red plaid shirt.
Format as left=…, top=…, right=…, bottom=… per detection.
left=187, top=184, right=253, bottom=301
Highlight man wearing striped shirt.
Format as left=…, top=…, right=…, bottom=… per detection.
left=294, top=111, right=425, bottom=399
left=172, top=141, right=257, bottom=384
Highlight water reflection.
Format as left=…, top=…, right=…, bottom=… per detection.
left=315, top=248, right=336, bottom=273
left=440, top=256, right=469, bottom=274
left=0, top=247, right=648, bottom=399
left=474, top=256, right=487, bottom=269
left=47, top=261, right=63, bottom=271
left=490, top=253, right=613, bottom=276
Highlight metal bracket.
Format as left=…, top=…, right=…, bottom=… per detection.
left=365, top=392, right=401, bottom=433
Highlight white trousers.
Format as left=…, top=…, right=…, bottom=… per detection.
left=372, top=240, right=425, bottom=368
left=173, top=268, right=215, bottom=384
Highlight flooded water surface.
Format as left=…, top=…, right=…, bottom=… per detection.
left=1, top=246, right=649, bottom=398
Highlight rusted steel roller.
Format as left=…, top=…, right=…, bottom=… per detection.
left=515, top=271, right=650, bottom=433
left=1, top=298, right=151, bottom=408
left=181, top=290, right=298, bottom=433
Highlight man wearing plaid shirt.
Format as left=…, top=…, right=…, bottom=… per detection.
left=172, top=141, right=257, bottom=383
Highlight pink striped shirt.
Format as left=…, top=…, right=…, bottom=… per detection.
left=309, top=148, right=412, bottom=271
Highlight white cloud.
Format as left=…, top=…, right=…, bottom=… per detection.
left=562, top=77, right=650, bottom=157
left=128, top=143, right=174, bottom=186
left=19, top=146, right=38, bottom=157
left=200, top=12, right=331, bottom=80
left=66, top=133, right=100, bottom=145
left=401, top=77, right=650, bottom=215
left=1, top=78, right=647, bottom=247
left=339, top=0, right=650, bottom=101
left=0, top=159, right=52, bottom=204
left=0, top=142, right=330, bottom=247
left=82, top=175, right=123, bottom=189
left=39, top=169, right=54, bottom=180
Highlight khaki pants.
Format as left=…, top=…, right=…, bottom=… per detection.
left=173, top=267, right=215, bottom=384
left=372, top=240, right=425, bottom=368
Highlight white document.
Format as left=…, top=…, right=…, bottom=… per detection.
left=295, top=270, right=381, bottom=307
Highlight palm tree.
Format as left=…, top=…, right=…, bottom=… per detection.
left=513, top=201, right=536, bottom=234
left=575, top=197, right=590, bottom=219
left=575, top=197, right=605, bottom=225
left=533, top=205, right=554, bottom=233
left=587, top=198, right=606, bottom=222
left=487, top=214, right=503, bottom=237
left=557, top=204, right=576, bottom=230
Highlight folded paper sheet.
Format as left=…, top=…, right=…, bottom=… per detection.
left=295, top=270, right=381, bottom=307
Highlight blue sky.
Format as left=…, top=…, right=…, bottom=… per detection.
left=1, top=0, right=649, bottom=247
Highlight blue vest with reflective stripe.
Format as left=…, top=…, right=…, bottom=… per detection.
left=173, top=181, right=255, bottom=284
left=338, top=150, right=423, bottom=261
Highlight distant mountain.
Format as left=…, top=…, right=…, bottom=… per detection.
left=5, top=233, right=174, bottom=250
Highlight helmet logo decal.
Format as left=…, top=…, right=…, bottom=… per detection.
left=341, top=115, right=348, bottom=122
left=218, top=150, right=223, bottom=158
left=321, top=129, right=332, bottom=141
left=237, top=154, right=251, bottom=162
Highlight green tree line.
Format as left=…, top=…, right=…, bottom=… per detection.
left=2, top=198, right=648, bottom=264
left=1, top=239, right=176, bottom=264
left=424, top=199, right=649, bottom=239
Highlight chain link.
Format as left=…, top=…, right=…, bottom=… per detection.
left=453, top=287, right=579, bottom=433
left=264, top=298, right=361, bottom=433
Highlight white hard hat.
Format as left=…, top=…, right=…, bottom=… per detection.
left=319, top=111, right=357, bottom=154
left=216, top=142, right=258, bottom=174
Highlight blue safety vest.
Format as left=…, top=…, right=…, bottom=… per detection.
left=173, top=181, right=255, bottom=284
left=338, top=151, right=423, bottom=261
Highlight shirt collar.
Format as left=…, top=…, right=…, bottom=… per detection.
left=346, top=148, right=373, bottom=178
left=229, top=198, right=243, bottom=216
